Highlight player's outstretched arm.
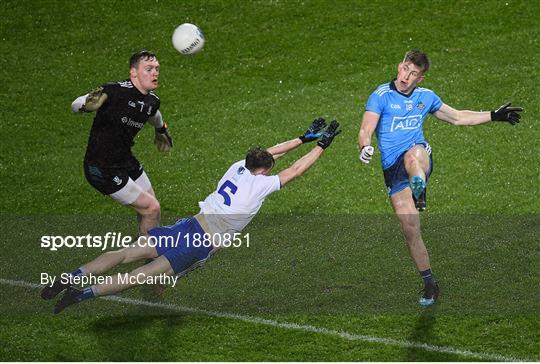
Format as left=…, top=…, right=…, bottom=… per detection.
left=433, top=103, right=523, bottom=126
left=278, top=120, right=341, bottom=186
left=358, top=111, right=380, bottom=164
left=148, top=110, right=173, bottom=152
left=267, top=117, right=327, bottom=160
left=71, top=87, right=108, bottom=113
left=266, top=138, right=303, bottom=160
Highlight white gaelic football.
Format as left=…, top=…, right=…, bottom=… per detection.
left=172, top=23, right=205, bottom=55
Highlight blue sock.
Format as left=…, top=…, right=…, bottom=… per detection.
left=69, top=268, right=84, bottom=277
left=420, top=269, right=436, bottom=286
left=77, top=286, right=96, bottom=302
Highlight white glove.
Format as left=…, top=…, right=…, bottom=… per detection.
left=82, top=87, right=108, bottom=112
left=359, top=145, right=374, bottom=164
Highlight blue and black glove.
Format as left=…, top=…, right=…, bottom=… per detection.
left=317, top=120, right=342, bottom=150
left=299, top=117, right=327, bottom=143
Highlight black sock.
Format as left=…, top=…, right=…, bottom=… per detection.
left=420, top=268, right=436, bottom=286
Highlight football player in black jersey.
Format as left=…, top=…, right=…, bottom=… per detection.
left=71, top=50, right=173, bottom=236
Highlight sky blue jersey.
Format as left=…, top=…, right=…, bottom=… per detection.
left=365, top=80, right=443, bottom=169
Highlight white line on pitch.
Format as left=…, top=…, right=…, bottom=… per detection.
left=0, top=278, right=528, bottom=362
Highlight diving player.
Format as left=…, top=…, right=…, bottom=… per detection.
left=42, top=119, right=341, bottom=314
left=357, top=49, right=523, bottom=306
left=71, top=50, right=173, bottom=236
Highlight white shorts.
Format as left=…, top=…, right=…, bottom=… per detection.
left=109, top=171, right=153, bottom=205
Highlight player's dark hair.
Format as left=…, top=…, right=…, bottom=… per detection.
left=130, top=50, right=157, bottom=69
left=245, top=147, right=275, bottom=172
left=403, top=49, right=430, bottom=73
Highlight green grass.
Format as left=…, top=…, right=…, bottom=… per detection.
left=1, top=0, right=539, bottom=361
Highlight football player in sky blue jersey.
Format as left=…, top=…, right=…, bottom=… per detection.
left=357, top=50, right=523, bottom=306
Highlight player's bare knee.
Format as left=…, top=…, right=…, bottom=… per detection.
left=120, top=248, right=136, bottom=263
left=112, top=248, right=131, bottom=264
left=404, top=153, right=418, bottom=168
left=101, top=248, right=130, bottom=264
left=149, top=198, right=160, bottom=214
left=141, top=198, right=160, bottom=217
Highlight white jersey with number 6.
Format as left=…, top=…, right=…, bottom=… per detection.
left=198, top=160, right=281, bottom=234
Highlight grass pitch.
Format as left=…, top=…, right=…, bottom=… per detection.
left=1, top=0, right=539, bottom=361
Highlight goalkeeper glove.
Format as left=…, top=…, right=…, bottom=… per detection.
left=154, top=122, right=173, bottom=152
left=317, top=120, right=341, bottom=150
left=299, top=117, right=327, bottom=143
left=81, top=87, right=108, bottom=112
left=359, top=145, right=374, bottom=164
left=491, top=102, right=523, bottom=125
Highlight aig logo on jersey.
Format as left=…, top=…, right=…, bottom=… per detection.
left=390, top=115, right=422, bottom=132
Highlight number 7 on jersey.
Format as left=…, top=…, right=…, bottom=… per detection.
left=218, top=180, right=238, bottom=206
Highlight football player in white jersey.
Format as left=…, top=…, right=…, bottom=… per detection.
left=42, top=119, right=341, bottom=314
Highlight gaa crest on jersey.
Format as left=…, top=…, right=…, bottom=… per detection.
left=113, top=176, right=122, bottom=185
left=417, top=101, right=425, bottom=111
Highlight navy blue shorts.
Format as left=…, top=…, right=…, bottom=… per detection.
left=383, top=146, right=433, bottom=196
left=148, top=217, right=214, bottom=275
